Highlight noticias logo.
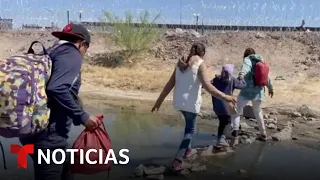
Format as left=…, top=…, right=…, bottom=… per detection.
left=10, top=144, right=130, bottom=168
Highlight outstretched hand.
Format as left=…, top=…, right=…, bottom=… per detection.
left=151, top=102, right=161, bottom=113
left=151, top=106, right=159, bottom=113
left=224, top=95, right=237, bottom=104
left=237, top=74, right=245, bottom=81
left=268, top=89, right=274, bottom=98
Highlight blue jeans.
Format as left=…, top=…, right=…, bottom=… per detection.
left=175, top=111, right=197, bottom=160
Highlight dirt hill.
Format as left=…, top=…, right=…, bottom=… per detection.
left=2, top=30, right=318, bottom=77
left=0, top=30, right=319, bottom=109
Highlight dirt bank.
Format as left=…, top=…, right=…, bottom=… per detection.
left=0, top=30, right=312, bottom=109
left=1, top=29, right=320, bottom=141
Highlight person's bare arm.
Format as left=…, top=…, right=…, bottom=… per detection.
left=154, top=69, right=176, bottom=105
left=198, top=63, right=228, bottom=101
left=267, top=77, right=274, bottom=98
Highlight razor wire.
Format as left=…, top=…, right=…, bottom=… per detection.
left=0, top=0, right=319, bottom=33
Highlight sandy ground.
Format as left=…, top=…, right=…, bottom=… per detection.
left=0, top=30, right=319, bottom=108
left=0, top=29, right=320, bottom=141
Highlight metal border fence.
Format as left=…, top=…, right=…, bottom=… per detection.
left=0, top=18, right=13, bottom=29
left=79, top=21, right=320, bottom=33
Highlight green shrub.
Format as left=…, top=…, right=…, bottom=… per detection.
left=103, top=10, right=161, bottom=64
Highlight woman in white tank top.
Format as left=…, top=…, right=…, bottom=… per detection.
left=151, top=43, right=236, bottom=171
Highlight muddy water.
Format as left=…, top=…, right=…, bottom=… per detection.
left=0, top=106, right=320, bottom=180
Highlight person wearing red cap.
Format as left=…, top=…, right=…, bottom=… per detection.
left=19, top=23, right=100, bottom=180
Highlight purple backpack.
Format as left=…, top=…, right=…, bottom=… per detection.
left=0, top=41, right=68, bottom=138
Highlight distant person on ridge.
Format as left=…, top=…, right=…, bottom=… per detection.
left=230, top=48, right=274, bottom=146
left=300, top=19, right=306, bottom=31
left=151, top=43, right=236, bottom=171
left=19, top=23, right=100, bottom=180
left=211, top=64, right=246, bottom=149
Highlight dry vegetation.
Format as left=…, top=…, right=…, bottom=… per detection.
left=1, top=28, right=320, bottom=109
left=81, top=63, right=171, bottom=91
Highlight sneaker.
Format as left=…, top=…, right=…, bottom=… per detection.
left=171, top=158, right=190, bottom=171
left=257, top=134, right=267, bottom=141
left=184, top=148, right=197, bottom=159
left=216, top=136, right=230, bottom=147
left=214, top=145, right=223, bottom=151
left=230, top=137, right=239, bottom=147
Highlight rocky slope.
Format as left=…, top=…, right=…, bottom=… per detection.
left=0, top=29, right=319, bottom=77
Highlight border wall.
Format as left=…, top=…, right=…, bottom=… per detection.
left=80, top=21, right=319, bottom=33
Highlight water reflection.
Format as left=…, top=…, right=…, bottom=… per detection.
left=112, top=110, right=169, bottom=145
left=0, top=108, right=320, bottom=180
left=0, top=109, right=186, bottom=180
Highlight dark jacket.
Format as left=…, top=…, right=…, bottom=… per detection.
left=211, top=75, right=246, bottom=115
left=20, top=42, right=88, bottom=149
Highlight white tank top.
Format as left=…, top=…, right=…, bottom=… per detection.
left=173, top=59, right=203, bottom=114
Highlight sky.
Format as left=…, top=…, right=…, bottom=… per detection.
left=0, top=0, right=319, bottom=29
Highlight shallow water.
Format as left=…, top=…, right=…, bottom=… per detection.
left=0, top=106, right=320, bottom=180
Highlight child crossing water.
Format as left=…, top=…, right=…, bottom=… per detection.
left=211, top=64, right=246, bottom=148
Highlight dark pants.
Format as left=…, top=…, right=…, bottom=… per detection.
left=20, top=138, right=74, bottom=180
left=217, top=115, right=231, bottom=138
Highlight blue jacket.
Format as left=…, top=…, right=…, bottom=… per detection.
left=20, top=42, right=88, bottom=149
left=211, top=75, right=246, bottom=116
